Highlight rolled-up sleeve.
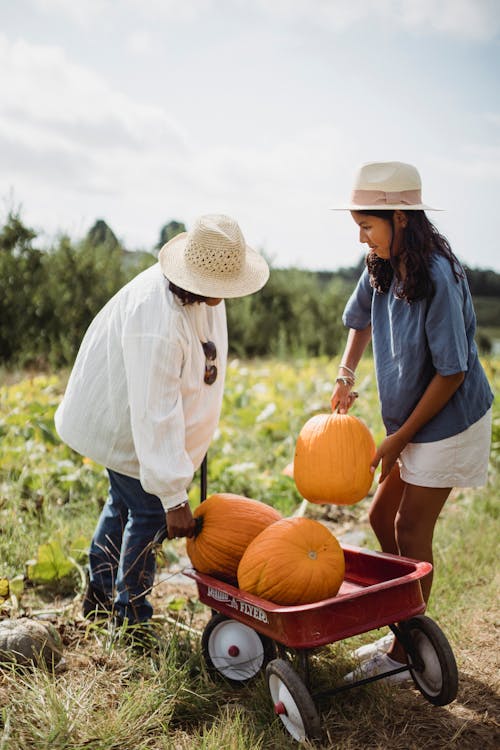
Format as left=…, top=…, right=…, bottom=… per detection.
left=343, top=268, right=373, bottom=329
left=122, top=328, right=193, bottom=509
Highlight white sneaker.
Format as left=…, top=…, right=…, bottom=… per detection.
left=350, top=633, right=394, bottom=661
left=343, top=653, right=411, bottom=685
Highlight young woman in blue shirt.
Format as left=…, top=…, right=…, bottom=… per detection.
left=331, top=162, right=493, bottom=682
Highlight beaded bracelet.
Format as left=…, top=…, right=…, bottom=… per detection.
left=339, top=364, right=356, bottom=379
left=335, top=376, right=355, bottom=387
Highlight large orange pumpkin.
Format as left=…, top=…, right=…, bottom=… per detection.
left=293, top=413, right=375, bottom=505
left=237, top=517, right=345, bottom=605
left=186, top=493, right=282, bottom=580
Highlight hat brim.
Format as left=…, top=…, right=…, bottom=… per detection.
left=158, top=232, right=270, bottom=299
left=330, top=203, right=442, bottom=211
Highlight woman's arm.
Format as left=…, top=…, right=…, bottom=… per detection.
left=372, top=370, right=465, bottom=483
left=330, top=325, right=372, bottom=413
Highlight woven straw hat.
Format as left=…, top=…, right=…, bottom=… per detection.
left=332, top=161, right=441, bottom=211
left=159, top=214, right=270, bottom=298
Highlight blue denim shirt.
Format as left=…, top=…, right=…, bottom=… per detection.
left=343, top=255, right=493, bottom=443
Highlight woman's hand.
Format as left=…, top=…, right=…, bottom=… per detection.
left=370, top=371, right=465, bottom=483
left=167, top=503, right=196, bottom=539
left=330, top=326, right=371, bottom=413
left=330, top=382, right=358, bottom=414
left=370, top=432, right=407, bottom=484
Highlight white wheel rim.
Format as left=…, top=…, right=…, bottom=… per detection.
left=268, top=673, right=306, bottom=742
left=207, top=621, right=265, bottom=681
left=410, top=631, right=443, bottom=695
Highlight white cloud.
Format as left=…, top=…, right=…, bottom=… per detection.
left=437, top=146, right=500, bottom=181
left=28, top=0, right=500, bottom=40
left=126, top=30, right=155, bottom=57
left=0, top=19, right=498, bottom=270
left=396, top=0, right=500, bottom=40
left=254, top=0, right=500, bottom=40
left=0, top=32, right=355, bottom=264
left=31, top=0, right=115, bottom=26
left=483, top=112, right=500, bottom=127
left=0, top=34, right=189, bottom=187
left=0, top=32, right=197, bottom=244
left=253, top=0, right=368, bottom=31
left=31, top=0, right=214, bottom=26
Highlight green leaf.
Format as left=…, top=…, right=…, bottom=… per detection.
left=0, top=577, right=9, bottom=603
left=167, top=596, right=187, bottom=612
left=26, top=540, right=75, bottom=583
left=9, top=575, right=25, bottom=598
left=69, top=535, right=91, bottom=564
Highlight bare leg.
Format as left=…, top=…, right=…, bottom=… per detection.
left=368, top=464, right=405, bottom=555
left=368, top=466, right=452, bottom=661
left=394, top=483, right=451, bottom=603
left=388, top=482, right=452, bottom=662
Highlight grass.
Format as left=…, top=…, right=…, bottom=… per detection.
left=0, top=358, right=499, bottom=748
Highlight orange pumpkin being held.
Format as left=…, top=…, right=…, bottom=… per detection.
left=237, top=517, right=345, bottom=605
left=293, top=412, right=375, bottom=505
left=186, top=493, right=282, bottom=581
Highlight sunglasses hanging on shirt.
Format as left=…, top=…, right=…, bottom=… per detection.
left=201, top=340, right=217, bottom=385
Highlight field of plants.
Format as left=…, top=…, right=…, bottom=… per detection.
left=0, top=356, right=498, bottom=749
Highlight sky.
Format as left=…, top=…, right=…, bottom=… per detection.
left=1, top=0, right=499, bottom=271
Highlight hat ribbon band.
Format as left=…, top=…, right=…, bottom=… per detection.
left=350, top=188, right=422, bottom=206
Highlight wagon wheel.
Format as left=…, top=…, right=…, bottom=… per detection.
left=266, top=658, right=321, bottom=743
left=201, top=613, right=275, bottom=685
left=401, top=615, right=458, bottom=706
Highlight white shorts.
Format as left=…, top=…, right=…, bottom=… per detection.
left=398, top=408, right=493, bottom=488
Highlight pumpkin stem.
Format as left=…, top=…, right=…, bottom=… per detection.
left=193, top=516, right=204, bottom=538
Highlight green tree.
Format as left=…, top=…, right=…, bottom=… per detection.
left=86, top=219, right=121, bottom=250
left=0, top=210, right=159, bottom=368
left=0, top=212, right=47, bottom=366
left=226, top=268, right=349, bottom=358
left=42, top=234, right=128, bottom=366
left=155, top=220, right=186, bottom=249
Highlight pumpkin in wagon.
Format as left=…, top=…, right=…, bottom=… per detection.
left=293, top=412, right=375, bottom=505
left=237, top=517, right=345, bottom=605
left=186, top=493, right=282, bottom=580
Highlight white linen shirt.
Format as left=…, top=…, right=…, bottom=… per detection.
left=54, top=263, right=228, bottom=509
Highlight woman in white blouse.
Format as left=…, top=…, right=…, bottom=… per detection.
left=55, top=214, right=269, bottom=632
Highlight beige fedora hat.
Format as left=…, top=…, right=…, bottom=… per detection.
left=159, top=214, right=270, bottom=298
left=332, top=161, right=441, bottom=211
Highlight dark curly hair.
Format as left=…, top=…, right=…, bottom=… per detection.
left=168, top=281, right=209, bottom=305
left=359, top=210, right=463, bottom=301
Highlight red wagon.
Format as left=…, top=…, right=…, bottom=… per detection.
left=185, top=544, right=458, bottom=743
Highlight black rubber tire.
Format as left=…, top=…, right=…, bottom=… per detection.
left=402, top=615, right=458, bottom=706
left=201, top=613, right=275, bottom=685
left=266, top=658, right=321, bottom=742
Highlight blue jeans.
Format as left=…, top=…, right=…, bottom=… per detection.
left=88, top=469, right=167, bottom=623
